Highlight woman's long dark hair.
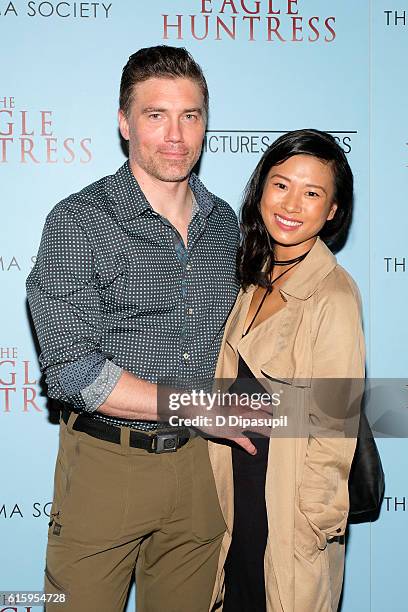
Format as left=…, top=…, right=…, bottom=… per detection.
left=238, top=129, right=354, bottom=290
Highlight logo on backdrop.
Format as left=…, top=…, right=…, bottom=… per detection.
left=384, top=257, right=406, bottom=273
left=0, top=255, right=36, bottom=272
left=384, top=10, right=407, bottom=26
left=162, top=0, right=336, bottom=42
left=0, top=347, right=42, bottom=413
left=204, top=130, right=353, bottom=154
left=5, top=497, right=405, bottom=519
left=0, top=2, right=112, bottom=18
left=383, top=497, right=408, bottom=511
left=0, top=608, right=37, bottom=612
left=0, top=97, right=92, bottom=163
left=0, top=501, right=52, bottom=519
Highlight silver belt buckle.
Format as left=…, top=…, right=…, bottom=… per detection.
left=154, top=432, right=179, bottom=453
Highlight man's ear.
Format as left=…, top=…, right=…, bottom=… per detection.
left=327, top=202, right=338, bottom=221
left=118, top=109, right=129, bottom=141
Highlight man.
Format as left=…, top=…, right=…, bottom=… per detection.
left=26, top=46, right=241, bottom=612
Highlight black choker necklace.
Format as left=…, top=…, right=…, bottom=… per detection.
left=273, top=250, right=310, bottom=266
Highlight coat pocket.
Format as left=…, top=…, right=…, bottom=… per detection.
left=294, top=505, right=327, bottom=563
left=261, top=360, right=311, bottom=389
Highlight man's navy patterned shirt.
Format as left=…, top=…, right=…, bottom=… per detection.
left=26, top=161, right=240, bottom=415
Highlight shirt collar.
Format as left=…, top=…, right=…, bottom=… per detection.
left=106, top=161, right=218, bottom=221
left=279, top=237, right=337, bottom=300
left=191, top=192, right=199, bottom=218
left=188, top=171, right=218, bottom=218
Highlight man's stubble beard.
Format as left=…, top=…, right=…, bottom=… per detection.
left=143, top=158, right=192, bottom=183
left=132, top=146, right=202, bottom=183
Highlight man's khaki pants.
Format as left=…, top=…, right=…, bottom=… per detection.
left=44, top=413, right=226, bottom=612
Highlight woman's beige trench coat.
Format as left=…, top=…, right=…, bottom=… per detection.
left=208, top=238, right=365, bottom=612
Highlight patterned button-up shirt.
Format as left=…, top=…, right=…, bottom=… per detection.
left=26, top=162, right=240, bottom=421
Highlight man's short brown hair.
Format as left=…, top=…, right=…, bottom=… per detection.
left=120, top=45, right=209, bottom=119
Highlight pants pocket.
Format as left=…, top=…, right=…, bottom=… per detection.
left=45, top=565, right=66, bottom=592
left=191, top=439, right=226, bottom=542
left=49, top=426, right=80, bottom=528
left=44, top=565, right=69, bottom=611
left=60, top=433, right=129, bottom=544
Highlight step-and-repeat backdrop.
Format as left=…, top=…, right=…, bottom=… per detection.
left=1, top=1, right=407, bottom=610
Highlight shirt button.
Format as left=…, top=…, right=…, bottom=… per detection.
left=186, top=264, right=192, bottom=270
left=183, top=353, right=190, bottom=360
left=187, top=308, right=194, bottom=315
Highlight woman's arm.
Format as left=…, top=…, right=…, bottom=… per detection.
left=298, top=268, right=365, bottom=543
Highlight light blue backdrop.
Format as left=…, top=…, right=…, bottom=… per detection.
left=1, top=1, right=406, bottom=610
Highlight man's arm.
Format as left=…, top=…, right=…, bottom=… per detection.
left=26, top=205, right=159, bottom=420
left=98, top=372, right=259, bottom=457
left=96, top=369, right=157, bottom=419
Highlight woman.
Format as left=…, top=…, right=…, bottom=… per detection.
left=208, top=129, right=365, bottom=612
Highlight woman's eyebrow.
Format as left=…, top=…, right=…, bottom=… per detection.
left=306, top=183, right=327, bottom=194
left=269, top=173, right=291, bottom=181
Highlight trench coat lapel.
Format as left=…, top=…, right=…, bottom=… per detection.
left=222, top=239, right=337, bottom=375
left=215, top=286, right=255, bottom=381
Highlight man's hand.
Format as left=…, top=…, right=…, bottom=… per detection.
left=230, top=436, right=258, bottom=455
left=178, top=394, right=274, bottom=455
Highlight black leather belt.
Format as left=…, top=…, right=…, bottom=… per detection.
left=61, top=408, right=193, bottom=453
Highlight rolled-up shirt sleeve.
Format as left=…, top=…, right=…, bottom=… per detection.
left=26, top=207, right=123, bottom=411
left=79, top=359, right=123, bottom=412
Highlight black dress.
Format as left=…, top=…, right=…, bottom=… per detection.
left=223, top=355, right=269, bottom=612
left=223, top=258, right=308, bottom=611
